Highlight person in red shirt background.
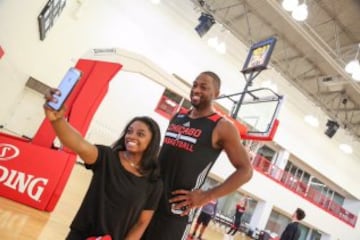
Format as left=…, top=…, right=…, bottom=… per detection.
left=225, top=197, right=248, bottom=238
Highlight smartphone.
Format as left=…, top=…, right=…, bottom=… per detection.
left=47, top=67, right=82, bottom=111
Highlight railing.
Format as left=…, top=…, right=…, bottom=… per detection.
left=251, top=154, right=358, bottom=227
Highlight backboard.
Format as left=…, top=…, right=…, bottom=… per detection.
left=215, top=87, right=283, bottom=141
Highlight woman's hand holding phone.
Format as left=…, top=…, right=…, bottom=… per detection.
left=43, top=88, right=66, bottom=122
left=43, top=67, right=82, bottom=122
left=45, top=67, right=82, bottom=110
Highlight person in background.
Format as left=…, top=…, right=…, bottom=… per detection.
left=280, top=208, right=306, bottom=240
left=143, top=71, right=253, bottom=240
left=244, top=144, right=255, bottom=163
left=225, top=197, right=248, bottom=238
left=44, top=88, right=163, bottom=240
left=190, top=199, right=218, bottom=240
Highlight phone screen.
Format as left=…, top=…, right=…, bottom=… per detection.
left=47, top=67, right=82, bottom=111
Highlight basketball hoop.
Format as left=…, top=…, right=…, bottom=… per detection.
left=214, top=37, right=283, bottom=142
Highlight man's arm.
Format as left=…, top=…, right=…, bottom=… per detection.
left=205, top=119, right=253, bottom=200
left=170, top=119, right=253, bottom=215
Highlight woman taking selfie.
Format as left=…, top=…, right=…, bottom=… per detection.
left=44, top=88, right=163, bottom=240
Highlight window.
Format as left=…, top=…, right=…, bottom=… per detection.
left=181, top=99, right=192, bottom=110
left=257, top=145, right=276, bottom=162
left=265, top=211, right=290, bottom=234
left=201, top=177, right=256, bottom=224
left=309, top=229, right=322, bottom=240
left=266, top=210, right=309, bottom=240
left=333, top=192, right=345, bottom=205
left=155, top=89, right=190, bottom=119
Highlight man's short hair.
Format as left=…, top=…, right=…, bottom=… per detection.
left=295, top=208, right=306, bottom=221
left=201, top=71, right=221, bottom=90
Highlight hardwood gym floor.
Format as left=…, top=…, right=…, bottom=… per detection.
left=0, top=164, right=251, bottom=240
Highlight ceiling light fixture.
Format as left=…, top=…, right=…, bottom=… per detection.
left=282, top=0, right=299, bottom=12
left=207, top=37, right=227, bottom=54
left=292, top=2, right=308, bottom=21
left=207, top=36, right=218, bottom=48
left=207, top=26, right=228, bottom=54
left=352, top=69, right=360, bottom=81
left=345, top=43, right=360, bottom=81
left=339, top=143, right=353, bottom=154
left=324, top=119, right=339, bottom=138
left=304, top=114, right=319, bottom=127
left=195, top=12, right=216, bottom=37
left=282, top=0, right=308, bottom=21
left=216, top=42, right=226, bottom=54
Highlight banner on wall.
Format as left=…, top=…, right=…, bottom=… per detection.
left=0, top=137, right=76, bottom=209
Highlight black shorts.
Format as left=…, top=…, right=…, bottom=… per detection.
left=196, top=212, right=212, bottom=226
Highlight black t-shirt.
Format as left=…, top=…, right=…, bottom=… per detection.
left=70, top=145, right=163, bottom=240
left=157, top=110, right=222, bottom=217
left=280, top=222, right=301, bottom=240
